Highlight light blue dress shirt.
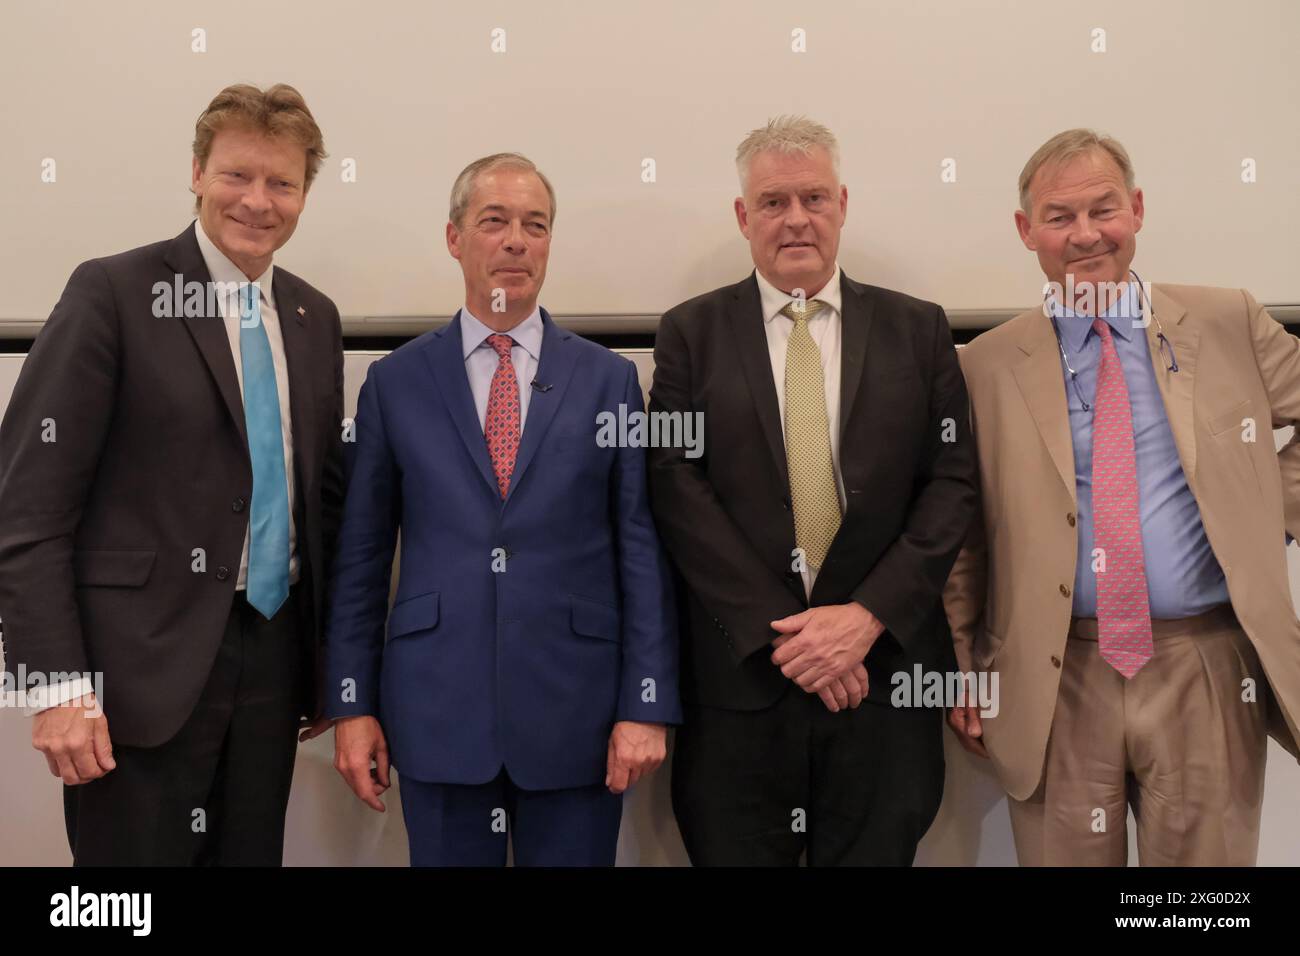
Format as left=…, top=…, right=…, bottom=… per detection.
left=460, top=306, right=544, bottom=430
left=1050, top=282, right=1229, bottom=618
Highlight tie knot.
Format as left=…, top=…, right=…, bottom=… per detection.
left=781, top=300, right=826, bottom=324
left=1091, top=317, right=1113, bottom=341
left=487, top=333, right=515, bottom=358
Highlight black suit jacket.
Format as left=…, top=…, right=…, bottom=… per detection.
left=648, top=271, right=975, bottom=710
left=0, top=223, right=345, bottom=746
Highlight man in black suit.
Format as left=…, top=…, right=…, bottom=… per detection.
left=649, top=116, right=976, bottom=865
left=0, top=83, right=344, bottom=865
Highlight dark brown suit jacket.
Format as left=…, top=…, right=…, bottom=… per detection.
left=0, top=222, right=344, bottom=746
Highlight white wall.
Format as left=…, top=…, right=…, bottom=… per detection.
left=1, top=0, right=1297, bottom=326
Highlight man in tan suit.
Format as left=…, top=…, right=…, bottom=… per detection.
left=943, top=128, right=1300, bottom=865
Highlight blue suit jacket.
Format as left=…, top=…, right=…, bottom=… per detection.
left=323, top=309, right=681, bottom=789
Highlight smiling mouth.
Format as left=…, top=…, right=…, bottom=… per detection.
left=1071, top=250, right=1110, bottom=264
left=231, top=216, right=275, bottom=231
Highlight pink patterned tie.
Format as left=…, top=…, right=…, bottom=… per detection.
left=1091, top=318, right=1154, bottom=679
left=484, top=334, right=520, bottom=499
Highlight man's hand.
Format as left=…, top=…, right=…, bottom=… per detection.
left=605, top=721, right=667, bottom=794
left=32, top=693, right=115, bottom=785
left=947, top=705, right=989, bottom=758
left=298, top=715, right=335, bottom=742
left=333, top=715, right=391, bottom=811
left=770, top=602, right=885, bottom=693
left=772, top=633, right=869, bottom=711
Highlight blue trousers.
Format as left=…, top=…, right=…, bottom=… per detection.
left=399, top=768, right=623, bottom=866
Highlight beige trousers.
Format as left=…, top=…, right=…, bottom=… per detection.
left=1008, top=604, right=1268, bottom=866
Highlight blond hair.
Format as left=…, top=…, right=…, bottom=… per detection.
left=191, top=83, right=327, bottom=212
left=735, top=115, right=840, bottom=193
left=1018, top=128, right=1135, bottom=214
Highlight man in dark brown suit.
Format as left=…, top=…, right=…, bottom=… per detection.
left=0, top=83, right=344, bottom=865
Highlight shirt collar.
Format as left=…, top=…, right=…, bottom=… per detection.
left=1048, top=278, right=1141, bottom=352
left=459, top=305, right=544, bottom=362
left=194, top=219, right=276, bottom=311
left=755, top=264, right=842, bottom=324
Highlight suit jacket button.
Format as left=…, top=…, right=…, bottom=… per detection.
left=233, top=497, right=246, bottom=513
left=1066, top=513, right=1076, bottom=527
left=1050, top=655, right=1062, bottom=668
left=1059, top=584, right=1071, bottom=598
left=781, top=496, right=792, bottom=511
left=216, top=566, right=231, bottom=581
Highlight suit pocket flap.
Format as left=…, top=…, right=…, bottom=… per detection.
left=1207, top=398, right=1252, bottom=436
left=387, top=591, right=440, bottom=638
left=73, top=550, right=155, bottom=587
left=570, top=594, right=620, bottom=642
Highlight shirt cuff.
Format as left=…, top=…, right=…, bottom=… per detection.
left=23, top=677, right=95, bottom=717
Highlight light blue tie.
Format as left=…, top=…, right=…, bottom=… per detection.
left=239, top=283, right=290, bottom=619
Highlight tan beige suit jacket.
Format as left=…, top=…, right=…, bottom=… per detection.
left=943, top=283, right=1300, bottom=801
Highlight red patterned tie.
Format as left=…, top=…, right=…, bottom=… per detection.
left=484, top=333, right=520, bottom=499
left=1091, top=318, right=1154, bottom=678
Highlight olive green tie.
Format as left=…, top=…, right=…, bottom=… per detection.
left=781, top=299, right=841, bottom=569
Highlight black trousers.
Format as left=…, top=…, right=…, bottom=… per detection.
left=672, top=684, right=946, bottom=866
left=64, top=587, right=305, bottom=866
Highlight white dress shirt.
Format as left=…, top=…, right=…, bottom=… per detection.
left=755, top=264, right=846, bottom=599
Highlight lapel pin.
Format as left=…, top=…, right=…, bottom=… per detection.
left=296, top=306, right=306, bottom=317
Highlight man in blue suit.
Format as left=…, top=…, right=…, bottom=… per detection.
left=323, top=153, right=681, bottom=866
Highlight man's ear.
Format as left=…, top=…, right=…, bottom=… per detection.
left=1014, top=209, right=1036, bottom=251
left=1130, top=187, right=1144, bottom=234
left=446, top=220, right=462, bottom=259
left=734, top=197, right=749, bottom=239
left=191, top=156, right=203, bottom=199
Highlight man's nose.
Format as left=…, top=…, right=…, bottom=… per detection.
left=784, top=198, right=811, bottom=229
left=502, top=219, right=526, bottom=253
left=1071, top=214, right=1101, bottom=247
left=242, top=180, right=273, bottom=215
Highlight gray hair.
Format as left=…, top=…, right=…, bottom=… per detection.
left=449, top=152, right=556, bottom=229
left=735, top=115, right=841, bottom=194
left=1018, top=128, right=1136, bottom=215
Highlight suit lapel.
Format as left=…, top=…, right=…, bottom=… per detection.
left=424, top=312, right=499, bottom=497
left=272, top=270, right=316, bottom=495
left=1144, top=284, right=1198, bottom=480
left=1011, top=310, right=1078, bottom=505
left=730, top=274, right=789, bottom=488
left=506, top=309, right=578, bottom=504
left=165, top=223, right=249, bottom=454
left=837, top=274, right=874, bottom=446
